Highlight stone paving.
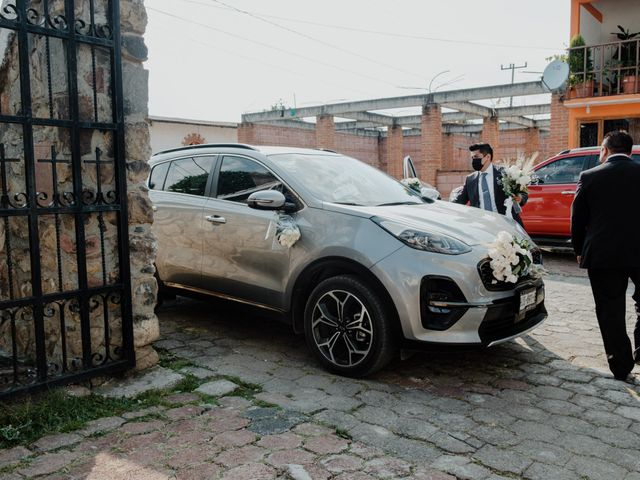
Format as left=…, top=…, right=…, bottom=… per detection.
left=2, top=253, right=639, bottom=479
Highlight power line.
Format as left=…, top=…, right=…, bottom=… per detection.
left=147, top=6, right=404, bottom=88
left=147, top=21, right=379, bottom=112
left=177, top=0, right=559, bottom=51
left=207, top=0, right=428, bottom=82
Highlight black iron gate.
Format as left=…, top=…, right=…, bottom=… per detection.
left=0, top=0, right=134, bottom=398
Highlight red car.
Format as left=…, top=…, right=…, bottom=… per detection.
left=521, top=145, right=640, bottom=246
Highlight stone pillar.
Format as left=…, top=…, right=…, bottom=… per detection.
left=121, top=0, right=160, bottom=371
left=316, top=114, right=336, bottom=151
left=420, top=104, right=442, bottom=185
left=238, top=122, right=256, bottom=144
left=549, top=93, right=570, bottom=153
left=482, top=117, right=500, bottom=160
left=386, top=125, right=404, bottom=179
left=525, top=128, right=541, bottom=159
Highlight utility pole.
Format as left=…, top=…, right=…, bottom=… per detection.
left=501, top=62, right=528, bottom=107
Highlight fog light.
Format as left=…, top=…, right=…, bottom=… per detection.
left=421, top=276, right=468, bottom=331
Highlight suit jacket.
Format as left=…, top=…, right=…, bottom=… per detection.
left=571, top=154, right=640, bottom=269
left=451, top=165, right=528, bottom=225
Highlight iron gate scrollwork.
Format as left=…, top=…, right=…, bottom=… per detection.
left=0, top=0, right=134, bottom=398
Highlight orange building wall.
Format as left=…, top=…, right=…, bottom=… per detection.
left=565, top=96, right=640, bottom=147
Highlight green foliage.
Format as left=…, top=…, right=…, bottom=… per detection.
left=335, top=427, right=352, bottom=440
left=172, top=374, right=202, bottom=393
left=157, top=348, right=197, bottom=372
left=167, top=173, right=208, bottom=196
left=0, top=390, right=139, bottom=449
left=222, top=376, right=262, bottom=400
left=568, top=34, right=593, bottom=86
left=0, top=371, right=202, bottom=449
left=612, top=25, right=640, bottom=68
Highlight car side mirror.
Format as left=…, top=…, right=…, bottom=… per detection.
left=247, top=190, right=286, bottom=210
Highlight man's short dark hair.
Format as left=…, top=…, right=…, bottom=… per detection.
left=469, top=143, right=493, bottom=160
left=603, top=130, right=633, bottom=155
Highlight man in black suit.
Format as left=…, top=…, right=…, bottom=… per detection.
left=571, top=130, right=640, bottom=381
left=451, top=143, right=527, bottom=225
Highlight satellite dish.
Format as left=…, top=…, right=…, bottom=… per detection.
left=542, top=59, right=569, bottom=92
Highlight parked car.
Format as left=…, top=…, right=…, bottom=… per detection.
left=148, top=144, right=546, bottom=377
left=521, top=145, right=640, bottom=246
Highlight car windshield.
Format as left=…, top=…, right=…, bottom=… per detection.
left=269, top=153, right=425, bottom=206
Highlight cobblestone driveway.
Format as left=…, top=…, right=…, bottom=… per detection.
left=2, top=253, right=639, bottom=479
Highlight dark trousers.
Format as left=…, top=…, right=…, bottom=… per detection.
left=587, top=268, right=640, bottom=377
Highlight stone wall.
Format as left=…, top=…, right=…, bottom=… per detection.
left=0, top=0, right=158, bottom=382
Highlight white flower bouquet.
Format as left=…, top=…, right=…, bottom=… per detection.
left=498, top=153, right=537, bottom=219
left=400, top=177, right=421, bottom=193
left=487, top=231, right=545, bottom=283
left=275, top=213, right=301, bottom=248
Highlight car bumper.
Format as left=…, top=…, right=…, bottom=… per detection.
left=370, top=245, right=547, bottom=345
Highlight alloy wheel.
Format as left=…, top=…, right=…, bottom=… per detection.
left=311, top=289, right=374, bottom=367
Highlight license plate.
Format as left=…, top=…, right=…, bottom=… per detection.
left=519, top=288, right=537, bottom=313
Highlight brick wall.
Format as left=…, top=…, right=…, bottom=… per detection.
left=445, top=133, right=480, bottom=170
left=336, top=132, right=380, bottom=167
left=386, top=126, right=404, bottom=179
left=239, top=123, right=316, bottom=148
left=237, top=122, right=556, bottom=193
left=316, top=114, right=336, bottom=151
left=420, top=105, right=443, bottom=185
left=549, top=93, right=570, bottom=154
left=437, top=171, right=470, bottom=201
left=482, top=117, right=500, bottom=153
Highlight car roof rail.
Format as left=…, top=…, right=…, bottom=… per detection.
left=153, top=143, right=258, bottom=156
left=316, top=148, right=337, bottom=153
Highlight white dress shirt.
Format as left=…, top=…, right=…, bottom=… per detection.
left=478, top=164, right=498, bottom=212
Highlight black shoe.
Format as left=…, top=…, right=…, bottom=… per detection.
left=614, top=372, right=630, bottom=381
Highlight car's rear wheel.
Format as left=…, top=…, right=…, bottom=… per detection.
left=303, top=274, right=396, bottom=377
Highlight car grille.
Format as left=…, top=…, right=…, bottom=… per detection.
left=478, top=248, right=543, bottom=292
left=478, top=300, right=547, bottom=344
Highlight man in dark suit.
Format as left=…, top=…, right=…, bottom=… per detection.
left=451, top=143, right=527, bottom=225
left=571, top=130, right=640, bottom=381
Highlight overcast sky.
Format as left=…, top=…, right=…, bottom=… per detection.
left=144, top=0, right=571, bottom=123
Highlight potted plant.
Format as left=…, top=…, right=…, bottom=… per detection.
left=568, top=34, right=594, bottom=98
left=612, top=25, right=640, bottom=94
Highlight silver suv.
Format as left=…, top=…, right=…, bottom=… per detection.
left=148, top=144, right=546, bottom=377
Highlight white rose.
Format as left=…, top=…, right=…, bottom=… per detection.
left=278, top=226, right=300, bottom=248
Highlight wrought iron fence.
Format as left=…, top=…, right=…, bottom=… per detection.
left=567, top=38, right=640, bottom=98
left=0, top=0, right=134, bottom=398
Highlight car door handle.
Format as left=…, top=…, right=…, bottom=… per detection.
left=205, top=215, right=226, bottom=224
left=561, top=190, right=576, bottom=195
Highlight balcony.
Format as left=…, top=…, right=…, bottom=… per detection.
left=567, top=38, right=640, bottom=99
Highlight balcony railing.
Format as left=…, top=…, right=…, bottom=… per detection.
left=567, top=38, right=640, bottom=99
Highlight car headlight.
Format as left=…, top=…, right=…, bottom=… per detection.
left=372, top=217, right=471, bottom=255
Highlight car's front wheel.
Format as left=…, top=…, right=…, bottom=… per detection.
left=303, top=274, right=397, bottom=377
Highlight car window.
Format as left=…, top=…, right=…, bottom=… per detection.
left=164, top=156, right=214, bottom=196
left=271, top=153, right=425, bottom=206
left=217, top=156, right=282, bottom=203
left=533, top=156, right=587, bottom=185
left=632, top=154, right=640, bottom=164
left=149, top=162, right=170, bottom=190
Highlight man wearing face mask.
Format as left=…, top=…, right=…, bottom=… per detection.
left=451, top=143, right=527, bottom=226
left=571, top=130, right=640, bottom=381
